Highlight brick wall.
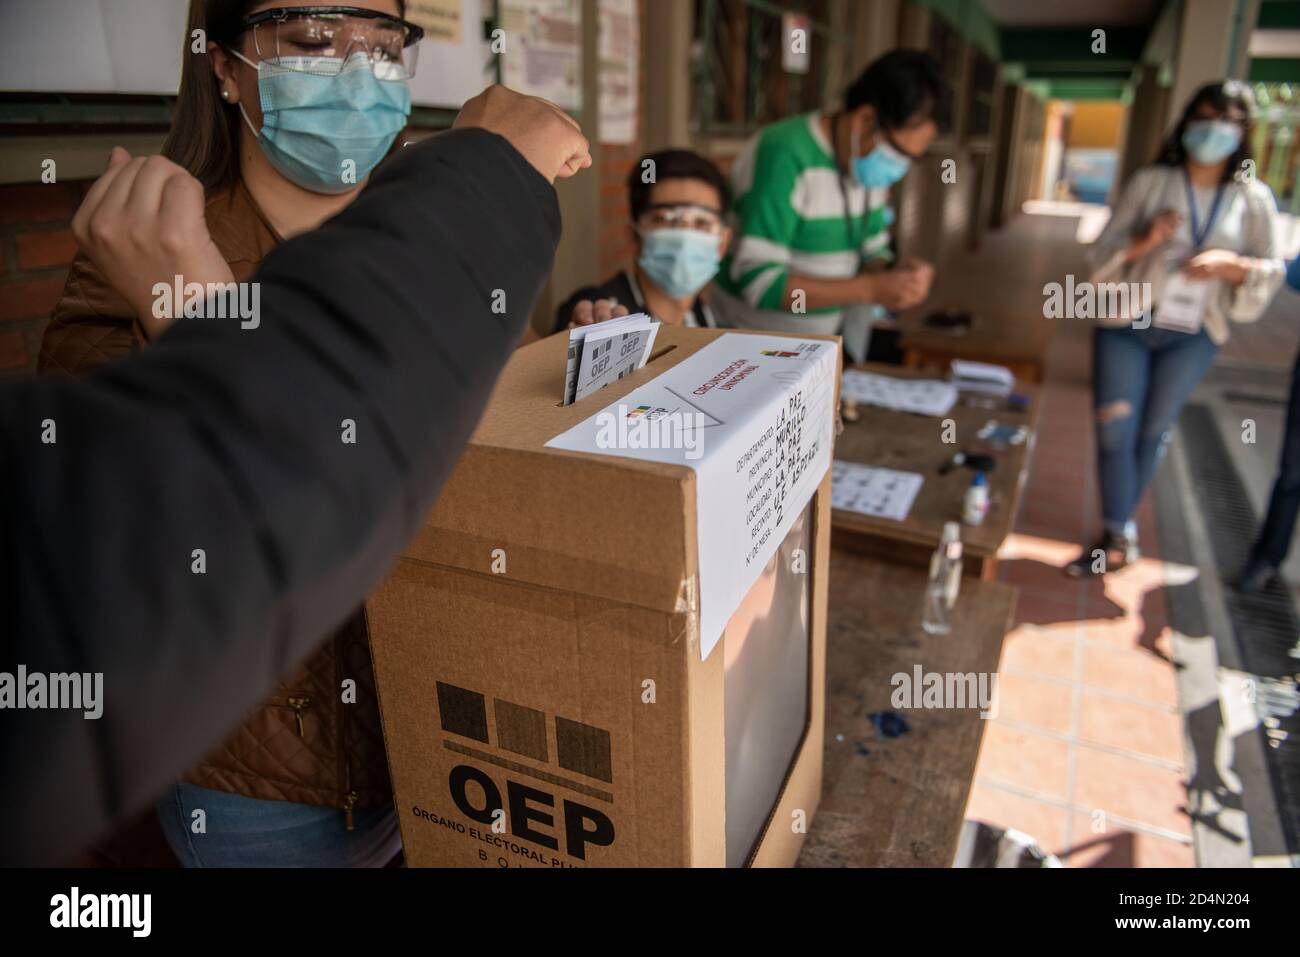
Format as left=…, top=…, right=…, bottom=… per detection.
left=0, top=181, right=87, bottom=377
left=598, top=143, right=639, bottom=278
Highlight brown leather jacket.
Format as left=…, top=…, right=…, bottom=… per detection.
left=39, top=179, right=392, bottom=821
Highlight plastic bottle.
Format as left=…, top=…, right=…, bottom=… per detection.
left=922, top=522, right=964, bottom=635
left=963, top=471, right=989, bottom=526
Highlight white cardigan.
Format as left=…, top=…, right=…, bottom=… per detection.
left=1088, top=164, right=1284, bottom=344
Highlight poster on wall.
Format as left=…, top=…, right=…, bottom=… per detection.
left=404, top=0, right=494, bottom=110
left=598, top=0, right=638, bottom=144
left=407, top=0, right=464, bottom=44
left=500, top=0, right=583, bottom=112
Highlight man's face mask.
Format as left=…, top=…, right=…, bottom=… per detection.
left=638, top=228, right=724, bottom=299
left=230, top=49, right=411, bottom=194
left=851, top=119, right=912, bottom=189
left=1181, top=119, right=1242, bottom=166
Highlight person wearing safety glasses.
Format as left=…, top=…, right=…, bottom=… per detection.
left=711, top=49, right=948, bottom=363
left=556, top=149, right=734, bottom=332
left=38, top=0, right=425, bottom=868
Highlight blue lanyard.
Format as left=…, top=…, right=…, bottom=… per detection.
left=1182, top=168, right=1225, bottom=251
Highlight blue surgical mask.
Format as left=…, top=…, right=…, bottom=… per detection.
left=1181, top=119, right=1241, bottom=165
left=232, top=51, right=411, bottom=194
left=853, top=137, right=912, bottom=189
left=638, top=228, right=722, bottom=299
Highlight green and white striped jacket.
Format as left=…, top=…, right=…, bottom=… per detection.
left=716, top=111, right=895, bottom=339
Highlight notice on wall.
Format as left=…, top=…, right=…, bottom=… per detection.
left=546, top=334, right=839, bottom=660
left=501, top=0, right=583, bottom=112
left=407, top=0, right=463, bottom=44
left=598, top=0, right=638, bottom=144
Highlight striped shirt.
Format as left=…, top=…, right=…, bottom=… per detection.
left=716, top=112, right=894, bottom=338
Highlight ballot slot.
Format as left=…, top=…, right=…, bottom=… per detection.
left=562, top=312, right=662, bottom=406
left=724, top=499, right=813, bottom=868
left=553, top=343, right=678, bottom=408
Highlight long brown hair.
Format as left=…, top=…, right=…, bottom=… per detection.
left=162, top=0, right=408, bottom=192
left=162, top=0, right=262, bottom=192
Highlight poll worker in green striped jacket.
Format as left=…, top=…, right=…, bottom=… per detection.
left=714, top=50, right=949, bottom=362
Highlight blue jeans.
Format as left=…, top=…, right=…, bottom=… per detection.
left=156, top=783, right=401, bottom=867
left=1251, top=347, right=1300, bottom=568
left=1093, top=325, right=1218, bottom=530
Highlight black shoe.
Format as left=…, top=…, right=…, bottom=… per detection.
left=1233, top=560, right=1277, bottom=595
left=1065, top=531, right=1139, bottom=578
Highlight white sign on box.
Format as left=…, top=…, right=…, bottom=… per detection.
left=546, top=333, right=838, bottom=659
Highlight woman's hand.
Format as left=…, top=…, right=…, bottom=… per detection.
left=1126, top=209, right=1181, bottom=262
left=1184, top=248, right=1250, bottom=286
left=71, top=147, right=234, bottom=341
left=568, top=299, right=629, bottom=329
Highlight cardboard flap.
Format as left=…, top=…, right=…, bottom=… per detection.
left=404, top=329, right=719, bottom=615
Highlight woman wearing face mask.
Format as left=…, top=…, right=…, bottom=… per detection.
left=39, top=0, right=421, bottom=866
left=710, top=49, right=947, bottom=363
left=1066, top=81, right=1284, bottom=577
left=556, top=149, right=733, bottom=332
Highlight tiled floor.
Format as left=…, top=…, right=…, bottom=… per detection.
left=943, top=208, right=1196, bottom=866
left=971, top=323, right=1196, bottom=866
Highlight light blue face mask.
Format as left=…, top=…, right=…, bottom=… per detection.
left=638, top=228, right=723, bottom=299
left=853, top=136, right=912, bottom=189
left=231, top=50, right=411, bottom=194
left=1181, top=119, right=1241, bottom=165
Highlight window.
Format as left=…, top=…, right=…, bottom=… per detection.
left=692, top=0, right=841, bottom=137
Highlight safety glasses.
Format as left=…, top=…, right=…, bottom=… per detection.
left=240, top=6, right=424, bottom=79
left=638, top=203, right=725, bottom=235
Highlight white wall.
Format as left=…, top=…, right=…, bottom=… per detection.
left=0, top=0, right=491, bottom=109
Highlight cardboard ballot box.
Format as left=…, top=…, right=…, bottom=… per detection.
left=366, top=326, right=840, bottom=867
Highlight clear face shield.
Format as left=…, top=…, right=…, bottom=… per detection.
left=242, top=5, right=424, bottom=80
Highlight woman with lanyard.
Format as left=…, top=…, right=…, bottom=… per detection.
left=1067, top=80, right=1284, bottom=576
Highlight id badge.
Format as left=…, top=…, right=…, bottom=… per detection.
left=1155, top=271, right=1211, bottom=334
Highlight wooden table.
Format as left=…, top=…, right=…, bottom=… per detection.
left=899, top=310, right=1055, bottom=384
left=796, top=552, right=1017, bottom=867
left=833, top=362, right=1040, bottom=578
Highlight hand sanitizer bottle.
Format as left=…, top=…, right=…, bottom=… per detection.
left=963, top=471, right=990, bottom=526
left=922, top=522, right=964, bottom=635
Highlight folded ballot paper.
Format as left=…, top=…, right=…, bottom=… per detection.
left=563, top=312, right=661, bottom=405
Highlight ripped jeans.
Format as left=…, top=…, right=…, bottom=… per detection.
left=1093, top=325, right=1218, bottom=532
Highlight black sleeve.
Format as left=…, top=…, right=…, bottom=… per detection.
left=0, top=128, right=560, bottom=866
